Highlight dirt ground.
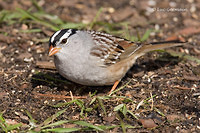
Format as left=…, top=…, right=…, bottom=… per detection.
left=1, top=0, right=200, bottom=132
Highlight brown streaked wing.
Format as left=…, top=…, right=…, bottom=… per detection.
left=89, top=31, right=141, bottom=66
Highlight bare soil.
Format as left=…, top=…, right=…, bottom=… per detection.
left=0, top=0, right=200, bottom=132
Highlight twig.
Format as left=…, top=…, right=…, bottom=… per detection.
left=33, top=92, right=87, bottom=100
left=173, top=85, right=191, bottom=90
left=70, top=91, right=74, bottom=100
left=36, top=61, right=56, bottom=70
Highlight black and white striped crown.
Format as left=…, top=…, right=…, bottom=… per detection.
left=49, top=29, right=77, bottom=47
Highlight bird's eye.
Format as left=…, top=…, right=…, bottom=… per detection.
left=61, top=38, right=67, bottom=44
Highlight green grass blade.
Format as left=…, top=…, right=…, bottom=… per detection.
left=74, top=99, right=84, bottom=108
left=116, top=113, right=126, bottom=133
left=25, top=110, right=37, bottom=125
left=89, top=7, right=103, bottom=29
left=43, top=127, right=81, bottom=132
left=89, top=97, right=96, bottom=105
left=122, top=105, right=127, bottom=116
left=97, top=97, right=107, bottom=115
left=154, top=108, right=165, bottom=117
left=125, top=124, right=139, bottom=129
left=19, top=29, right=42, bottom=33
left=41, top=120, right=69, bottom=129
left=0, top=11, right=6, bottom=23
left=17, top=8, right=59, bottom=31
left=141, top=29, right=152, bottom=42
left=41, top=108, right=67, bottom=126
left=114, top=104, right=124, bottom=112
left=98, top=125, right=119, bottom=130
left=143, top=94, right=156, bottom=103
left=127, top=110, right=139, bottom=120
left=167, top=50, right=200, bottom=65
left=0, top=112, right=5, bottom=123
left=6, top=123, right=22, bottom=131
left=34, top=12, right=64, bottom=25
left=72, top=121, right=104, bottom=131
left=31, top=0, right=44, bottom=12
left=51, top=99, right=76, bottom=107
left=0, top=10, right=22, bottom=24
left=17, top=8, right=40, bottom=21
left=0, top=112, right=7, bottom=132
left=60, top=22, right=86, bottom=29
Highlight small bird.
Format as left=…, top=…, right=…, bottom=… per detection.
left=48, top=29, right=185, bottom=93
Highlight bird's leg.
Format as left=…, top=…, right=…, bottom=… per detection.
left=108, top=80, right=120, bottom=95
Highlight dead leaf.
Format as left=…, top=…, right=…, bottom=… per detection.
left=165, top=35, right=186, bottom=42
left=178, top=27, right=200, bottom=36
left=103, top=115, right=116, bottom=123
left=138, top=118, right=157, bottom=128
left=166, top=27, right=200, bottom=41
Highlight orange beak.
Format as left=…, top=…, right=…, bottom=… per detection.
left=48, top=45, right=61, bottom=56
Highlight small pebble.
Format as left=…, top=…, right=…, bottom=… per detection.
left=16, top=99, right=20, bottom=102
left=176, top=126, right=180, bottom=130
left=29, top=41, right=34, bottom=46
left=150, top=32, right=155, bottom=36
left=44, top=100, right=48, bottom=104
left=169, top=2, right=176, bottom=7
left=148, top=0, right=156, bottom=6
left=15, top=50, right=19, bottom=54
left=107, top=7, right=115, bottom=13
left=28, top=48, right=31, bottom=52
left=190, top=5, right=196, bottom=12
left=155, top=24, right=160, bottom=30
left=173, top=17, right=178, bottom=22
left=21, top=24, right=28, bottom=30
left=31, top=69, right=35, bottom=73
left=24, top=57, right=33, bottom=62
left=184, top=49, right=189, bottom=54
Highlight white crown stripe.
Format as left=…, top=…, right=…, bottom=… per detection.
left=59, top=31, right=72, bottom=44
left=51, top=30, right=61, bottom=43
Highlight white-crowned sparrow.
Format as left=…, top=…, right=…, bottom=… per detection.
left=48, top=29, right=185, bottom=92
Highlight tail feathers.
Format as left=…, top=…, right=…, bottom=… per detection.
left=138, top=40, right=186, bottom=54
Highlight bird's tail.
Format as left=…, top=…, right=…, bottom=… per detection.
left=137, top=40, right=186, bottom=54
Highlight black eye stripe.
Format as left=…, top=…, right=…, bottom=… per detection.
left=50, top=29, right=77, bottom=47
